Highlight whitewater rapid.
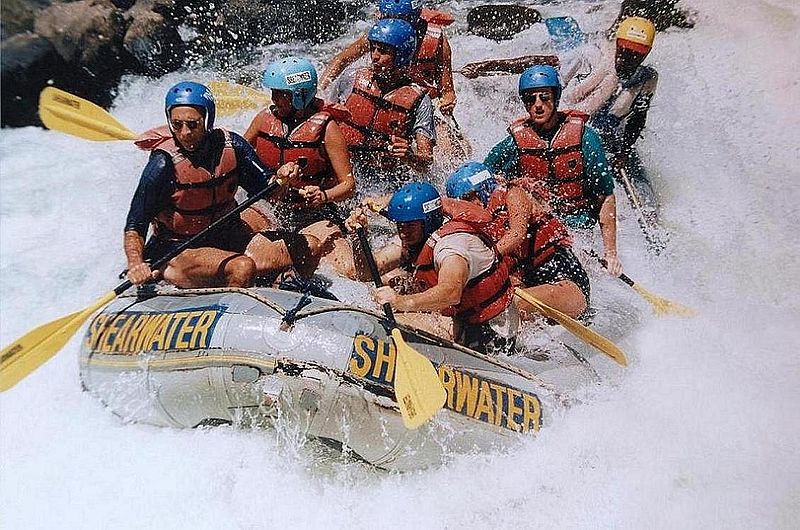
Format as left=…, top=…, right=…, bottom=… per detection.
left=2, top=0, right=799, bottom=527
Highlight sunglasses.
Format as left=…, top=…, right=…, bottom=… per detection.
left=170, top=119, right=202, bottom=131
left=522, top=92, right=553, bottom=105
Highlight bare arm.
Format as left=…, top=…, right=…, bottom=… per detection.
left=437, top=34, right=457, bottom=113
left=387, top=131, right=433, bottom=174
left=597, top=193, right=623, bottom=275
left=343, top=208, right=404, bottom=281
left=302, top=121, right=355, bottom=206
left=124, top=230, right=154, bottom=285
left=376, top=255, right=469, bottom=312
left=319, top=35, right=370, bottom=91
left=408, top=132, right=434, bottom=172
left=496, top=185, right=532, bottom=256
left=322, top=121, right=355, bottom=202
left=243, top=111, right=265, bottom=145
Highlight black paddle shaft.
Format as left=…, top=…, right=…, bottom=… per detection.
left=587, top=248, right=636, bottom=288
left=113, top=178, right=282, bottom=296
left=355, top=227, right=396, bottom=324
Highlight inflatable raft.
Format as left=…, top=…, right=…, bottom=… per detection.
left=79, top=285, right=601, bottom=471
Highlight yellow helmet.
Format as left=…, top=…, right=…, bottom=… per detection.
left=616, top=16, right=656, bottom=54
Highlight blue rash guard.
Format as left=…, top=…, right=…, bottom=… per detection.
left=125, top=130, right=274, bottom=239
left=484, top=121, right=614, bottom=229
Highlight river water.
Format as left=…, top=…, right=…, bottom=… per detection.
left=1, top=0, right=798, bottom=527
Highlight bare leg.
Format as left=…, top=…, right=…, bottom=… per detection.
left=240, top=205, right=274, bottom=234
left=245, top=234, right=293, bottom=277
left=319, top=234, right=357, bottom=279
left=245, top=223, right=338, bottom=279
left=163, top=247, right=256, bottom=288
left=515, top=281, right=587, bottom=320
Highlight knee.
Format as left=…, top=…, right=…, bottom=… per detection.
left=224, top=256, right=256, bottom=287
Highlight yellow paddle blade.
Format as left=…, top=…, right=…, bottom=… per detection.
left=632, top=284, right=696, bottom=318
left=39, top=87, right=138, bottom=141
left=514, top=288, right=628, bottom=367
left=0, top=291, right=117, bottom=392
left=391, top=328, right=447, bottom=429
left=208, top=81, right=272, bottom=117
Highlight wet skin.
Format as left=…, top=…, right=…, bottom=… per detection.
left=370, top=41, right=398, bottom=81
left=522, top=88, right=558, bottom=131
left=169, top=106, right=206, bottom=152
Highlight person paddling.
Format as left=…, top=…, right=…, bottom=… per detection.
left=484, top=66, right=623, bottom=276
left=446, top=162, right=589, bottom=319
left=320, top=0, right=457, bottom=114
left=345, top=182, right=519, bottom=355
left=124, top=82, right=300, bottom=288
left=243, top=57, right=356, bottom=278
left=337, top=18, right=436, bottom=196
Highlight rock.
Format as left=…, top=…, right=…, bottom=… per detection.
left=1, top=0, right=51, bottom=39
left=1, top=0, right=365, bottom=127
left=467, top=4, right=541, bottom=42
left=123, top=4, right=184, bottom=75
left=34, top=0, right=126, bottom=74
left=1, top=32, right=65, bottom=127
left=176, top=0, right=362, bottom=66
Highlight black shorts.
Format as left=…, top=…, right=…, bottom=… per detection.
left=519, top=247, right=591, bottom=305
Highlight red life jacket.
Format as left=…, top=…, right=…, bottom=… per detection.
left=407, top=9, right=454, bottom=98
left=341, top=68, right=427, bottom=152
left=135, top=125, right=238, bottom=238
left=486, top=186, right=571, bottom=271
left=251, top=98, right=350, bottom=205
left=509, top=111, right=591, bottom=217
left=414, top=198, right=513, bottom=324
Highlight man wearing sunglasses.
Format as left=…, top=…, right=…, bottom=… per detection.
left=124, top=81, right=301, bottom=289
left=484, top=65, right=622, bottom=276
left=337, top=18, right=436, bottom=196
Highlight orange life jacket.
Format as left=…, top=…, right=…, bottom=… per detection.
left=486, top=186, right=571, bottom=271
left=135, top=125, right=238, bottom=238
left=341, top=68, right=427, bottom=152
left=414, top=198, right=513, bottom=324
left=408, top=9, right=454, bottom=98
left=508, top=111, right=591, bottom=217
left=251, top=99, right=350, bottom=205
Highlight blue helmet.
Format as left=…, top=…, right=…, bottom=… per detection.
left=379, top=0, right=422, bottom=19
left=386, top=182, right=443, bottom=237
left=518, top=65, right=562, bottom=105
left=165, top=81, right=215, bottom=130
left=262, top=56, right=318, bottom=111
left=445, top=162, right=498, bottom=207
left=368, top=18, right=417, bottom=68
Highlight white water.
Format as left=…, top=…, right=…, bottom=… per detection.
left=2, top=0, right=799, bottom=527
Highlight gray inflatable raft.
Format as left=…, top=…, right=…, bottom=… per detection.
left=79, top=285, right=600, bottom=471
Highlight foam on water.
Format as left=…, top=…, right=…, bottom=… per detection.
left=2, top=0, right=799, bottom=527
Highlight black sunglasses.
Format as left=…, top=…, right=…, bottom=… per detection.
left=521, top=92, right=553, bottom=105
left=170, top=119, right=202, bottom=131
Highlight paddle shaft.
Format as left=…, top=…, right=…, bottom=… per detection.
left=355, top=227, right=395, bottom=323
left=614, top=163, right=663, bottom=252
left=584, top=248, right=636, bottom=287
